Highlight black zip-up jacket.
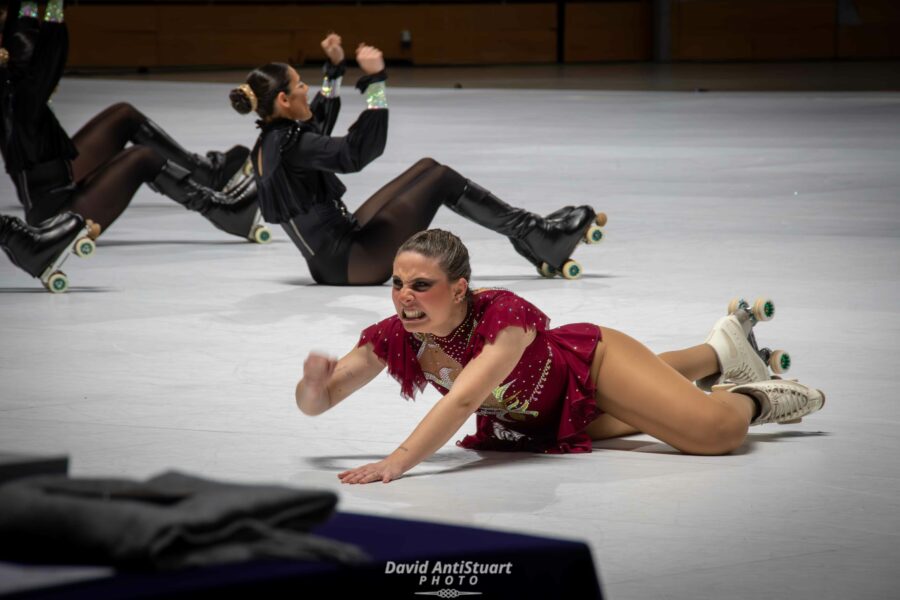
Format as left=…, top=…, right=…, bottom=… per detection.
left=251, top=74, right=388, bottom=260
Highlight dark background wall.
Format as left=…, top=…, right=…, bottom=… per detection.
left=58, top=0, right=900, bottom=68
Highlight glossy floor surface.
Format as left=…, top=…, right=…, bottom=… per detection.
left=1, top=69, right=899, bottom=599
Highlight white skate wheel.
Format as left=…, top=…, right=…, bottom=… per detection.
left=45, top=271, right=69, bottom=293
left=753, top=297, right=775, bottom=321
left=74, top=237, right=95, bottom=258
left=561, top=260, right=582, bottom=280
left=538, top=263, right=557, bottom=278
left=769, top=350, right=791, bottom=374
left=252, top=225, right=272, bottom=244
left=595, top=212, right=608, bottom=227
left=583, top=224, right=604, bottom=245
left=727, top=297, right=742, bottom=315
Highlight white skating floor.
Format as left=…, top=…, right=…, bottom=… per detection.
left=1, top=73, right=899, bottom=599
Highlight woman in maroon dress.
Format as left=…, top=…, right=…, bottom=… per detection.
left=295, top=229, right=826, bottom=484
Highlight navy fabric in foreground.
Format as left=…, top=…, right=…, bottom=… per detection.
left=2, top=512, right=603, bottom=599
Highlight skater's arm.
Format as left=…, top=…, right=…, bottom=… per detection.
left=8, top=0, right=69, bottom=118
left=283, top=43, right=387, bottom=174
left=296, top=344, right=385, bottom=416
left=309, top=32, right=345, bottom=135
left=338, top=327, right=536, bottom=484
left=286, top=111, right=387, bottom=173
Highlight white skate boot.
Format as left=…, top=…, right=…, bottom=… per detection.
left=697, top=297, right=791, bottom=391
left=720, top=379, right=826, bottom=425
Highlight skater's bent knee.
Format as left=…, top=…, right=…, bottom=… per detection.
left=414, top=157, right=439, bottom=170
left=681, top=412, right=747, bottom=455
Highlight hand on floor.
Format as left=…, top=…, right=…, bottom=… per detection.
left=338, top=457, right=405, bottom=484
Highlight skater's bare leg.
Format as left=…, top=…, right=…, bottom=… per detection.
left=591, top=328, right=755, bottom=455
left=658, top=344, right=719, bottom=382
left=586, top=343, right=720, bottom=440
left=584, top=414, right=641, bottom=440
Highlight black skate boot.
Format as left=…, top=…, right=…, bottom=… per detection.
left=33, top=213, right=102, bottom=240
left=149, top=161, right=271, bottom=243
left=0, top=212, right=96, bottom=293
left=446, top=181, right=601, bottom=279
left=133, top=120, right=250, bottom=191
left=510, top=204, right=608, bottom=276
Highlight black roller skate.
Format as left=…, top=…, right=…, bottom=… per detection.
left=133, top=120, right=250, bottom=191
left=149, top=161, right=271, bottom=243
left=0, top=212, right=96, bottom=293
left=446, top=181, right=606, bottom=279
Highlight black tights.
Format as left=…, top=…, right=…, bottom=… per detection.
left=345, top=158, right=467, bottom=285
left=63, top=103, right=163, bottom=231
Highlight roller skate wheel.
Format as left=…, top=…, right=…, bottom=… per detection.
left=561, top=260, right=582, bottom=280
left=252, top=225, right=272, bottom=244
left=538, top=263, right=558, bottom=278
left=727, top=297, right=743, bottom=315
left=595, top=212, right=608, bottom=227
left=84, top=219, right=102, bottom=240
left=46, top=271, right=69, bottom=293
left=752, top=297, right=775, bottom=321
left=583, top=224, right=604, bottom=245
left=769, top=350, right=791, bottom=374
left=74, top=237, right=96, bottom=258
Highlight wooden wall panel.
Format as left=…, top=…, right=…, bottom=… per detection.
left=61, top=1, right=900, bottom=68
left=66, top=6, right=159, bottom=67
left=413, top=5, right=556, bottom=64
left=838, top=0, right=900, bottom=58
left=565, top=2, right=652, bottom=62
left=66, top=4, right=556, bottom=68
left=671, top=0, right=836, bottom=61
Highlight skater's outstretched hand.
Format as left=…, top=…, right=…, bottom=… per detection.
left=321, top=33, right=344, bottom=65
left=356, top=44, right=384, bottom=75
left=295, top=345, right=385, bottom=416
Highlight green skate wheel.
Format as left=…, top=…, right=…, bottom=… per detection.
left=252, top=225, right=272, bottom=244
left=538, top=263, right=558, bottom=278
left=561, top=260, right=582, bottom=280
left=727, top=297, right=744, bottom=315
left=753, top=297, right=775, bottom=321
left=583, top=224, right=604, bottom=244
left=769, top=350, right=791, bottom=374
left=46, top=271, right=69, bottom=293
left=74, top=237, right=95, bottom=258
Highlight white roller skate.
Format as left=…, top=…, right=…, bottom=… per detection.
left=697, top=297, right=791, bottom=391
left=718, top=379, right=826, bottom=425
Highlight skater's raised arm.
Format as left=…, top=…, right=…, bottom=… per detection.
left=308, top=32, right=345, bottom=135
left=4, top=0, right=69, bottom=117
left=282, top=43, right=388, bottom=174
left=295, top=345, right=385, bottom=416
left=337, top=326, right=535, bottom=484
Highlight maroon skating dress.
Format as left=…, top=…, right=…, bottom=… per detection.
left=357, top=289, right=603, bottom=453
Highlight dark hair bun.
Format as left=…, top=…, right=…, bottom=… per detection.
left=229, top=87, right=253, bottom=115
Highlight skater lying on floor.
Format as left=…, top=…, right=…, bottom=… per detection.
left=295, top=229, right=826, bottom=484
left=231, top=34, right=602, bottom=285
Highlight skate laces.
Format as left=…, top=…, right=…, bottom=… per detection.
left=726, top=362, right=756, bottom=384
left=764, top=381, right=811, bottom=422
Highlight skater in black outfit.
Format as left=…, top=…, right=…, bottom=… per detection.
left=0, top=0, right=261, bottom=257
left=231, top=34, right=602, bottom=285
